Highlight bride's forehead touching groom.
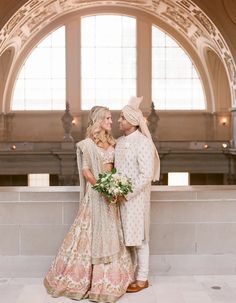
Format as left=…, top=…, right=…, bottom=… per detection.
left=115, top=96, right=160, bottom=293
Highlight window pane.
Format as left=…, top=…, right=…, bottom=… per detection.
left=152, top=25, right=205, bottom=110
left=122, top=17, right=136, bottom=47
left=12, top=26, right=66, bottom=110
left=168, top=172, right=189, bottom=186
left=152, top=29, right=166, bottom=47
left=81, top=15, right=136, bottom=109
left=28, top=174, right=50, bottom=186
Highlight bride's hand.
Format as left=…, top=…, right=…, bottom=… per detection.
left=101, top=193, right=110, bottom=203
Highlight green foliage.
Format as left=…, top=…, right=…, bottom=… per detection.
left=92, top=168, right=132, bottom=203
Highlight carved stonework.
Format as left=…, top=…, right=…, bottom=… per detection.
left=216, top=38, right=225, bottom=50
left=163, top=6, right=192, bottom=34
left=193, top=10, right=216, bottom=36
left=147, top=102, right=159, bottom=143
left=224, top=52, right=236, bottom=85
left=190, top=35, right=197, bottom=47
left=0, top=0, right=235, bottom=107
left=61, top=102, right=74, bottom=142
left=178, top=0, right=191, bottom=9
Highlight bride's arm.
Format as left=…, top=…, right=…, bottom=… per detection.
left=81, top=149, right=97, bottom=185
left=82, top=168, right=96, bottom=186
left=82, top=168, right=109, bottom=202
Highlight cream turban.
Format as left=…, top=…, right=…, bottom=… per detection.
left=122, top=96, right=160, bottom=181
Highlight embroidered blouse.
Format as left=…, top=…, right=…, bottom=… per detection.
left=82, top=145, right=114, bottom=169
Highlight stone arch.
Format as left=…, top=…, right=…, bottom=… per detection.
left=0, top=0, right=235, bottom=110
left=204, top=47, right=231, bottom=112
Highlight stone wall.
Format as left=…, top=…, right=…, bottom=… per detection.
left=0, top=186, right=236, bottom=277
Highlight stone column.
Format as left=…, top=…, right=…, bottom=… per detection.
left=57, top=142, right=78, bottom=186
left=0, top=113, right=14, bottom=141
left=137, top=18, right=151, bottom=111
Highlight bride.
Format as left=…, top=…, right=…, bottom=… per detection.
left=44, top=106, right=134, bottom=302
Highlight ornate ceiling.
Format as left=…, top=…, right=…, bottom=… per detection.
left=0, top=0, right=235, bottom=106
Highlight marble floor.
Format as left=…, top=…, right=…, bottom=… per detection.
left=1, top=275, right=236, bottom=303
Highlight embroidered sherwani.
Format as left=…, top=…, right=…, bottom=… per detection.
left=115, top=130, right=154, bottom=246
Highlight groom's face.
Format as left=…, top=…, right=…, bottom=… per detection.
left=118, top=112, right=133, bottom=132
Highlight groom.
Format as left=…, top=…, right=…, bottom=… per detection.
left=115, top=96, right=160, bottom=292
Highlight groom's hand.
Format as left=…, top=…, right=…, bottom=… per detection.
left=116, top=195, right=125, bottom=203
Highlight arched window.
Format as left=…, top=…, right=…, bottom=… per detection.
left=81, top=15, right=136, bottom=109
left=152, top=25, right=205, bottom=110
left=11, top=15, right=206, bottom=111
left=12, top=26, right=65, bottom=110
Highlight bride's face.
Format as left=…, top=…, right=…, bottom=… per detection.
left=100, top=111, right=112, bottom=131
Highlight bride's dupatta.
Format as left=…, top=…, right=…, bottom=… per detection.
left=76, top=138, right=123, bottom=264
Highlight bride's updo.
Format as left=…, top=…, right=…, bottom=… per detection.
left=86, top=106, right=116, bottom=146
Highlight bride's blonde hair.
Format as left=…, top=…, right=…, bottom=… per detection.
left=86, top=106, right=116, bottom=146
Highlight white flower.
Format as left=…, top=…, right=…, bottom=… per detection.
left=92, top=169, right=132, bottom=202
left=113, top=188, right=119, bottom=194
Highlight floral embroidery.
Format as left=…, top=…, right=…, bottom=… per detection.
left=44, top=197, right=134, bottom=301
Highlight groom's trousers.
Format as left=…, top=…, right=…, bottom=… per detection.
left=136, top=241, right=149, bottom=281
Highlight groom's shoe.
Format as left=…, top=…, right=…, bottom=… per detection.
left=126, top=280, right=149, bottom=293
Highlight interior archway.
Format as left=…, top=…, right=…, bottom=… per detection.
left=0, top=0, right=235, bottom=109
left=205, top=48, right=231, bottom=112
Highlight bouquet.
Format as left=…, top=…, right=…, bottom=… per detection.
left=92, top=168, right=133, bottom=203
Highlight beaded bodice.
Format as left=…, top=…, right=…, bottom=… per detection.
left=97, top=145, right=115, bottom=164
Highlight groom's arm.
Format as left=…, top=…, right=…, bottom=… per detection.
left=125, top=138, right=154, bottom=200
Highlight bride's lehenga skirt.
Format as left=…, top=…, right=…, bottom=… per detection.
left=44, top=193, right=134, bottom=303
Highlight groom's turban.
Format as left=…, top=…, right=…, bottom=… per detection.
left=122, top=96, right=160, bottom=181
